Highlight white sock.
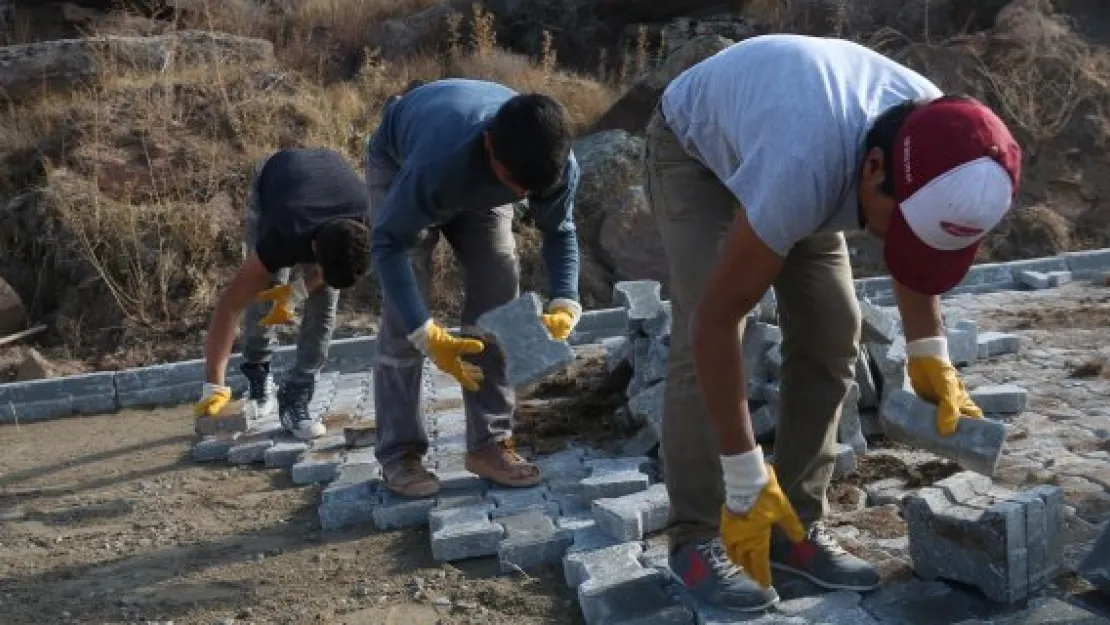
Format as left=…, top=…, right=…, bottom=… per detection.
left=720, top=446, right=770, bottom=514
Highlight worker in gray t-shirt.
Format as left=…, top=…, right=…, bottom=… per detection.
left=645, top=34, right=1021, bottom=610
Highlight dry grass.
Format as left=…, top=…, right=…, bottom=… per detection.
left=0, top=2, right=619, bottom=368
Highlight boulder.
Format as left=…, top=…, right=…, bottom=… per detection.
left=598, top=186, right=669, bottom=286
left=592, top=34, right=735, bottom=133
left=368, top=3, right=463, bottom=61
left=571, top=130, right=645, bottom=246
left=0, top=276, right=26, bottom=336
left=15, top=348, right=53, bottom=381
left=0, top=30, right=274, bottom=102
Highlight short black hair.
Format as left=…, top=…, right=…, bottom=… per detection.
left=314, top=218, right=371, bottom=289
left=864, top=94, right=978, bottom=197
left=486, top=93, right=573, bottom=193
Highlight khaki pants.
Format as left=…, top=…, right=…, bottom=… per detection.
left=643, top=105, right=862, bottom=549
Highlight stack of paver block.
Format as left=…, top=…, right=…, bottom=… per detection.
left=606, top=279, right=1030, bottom=479
left=904, top=471, right=1065, bottom=603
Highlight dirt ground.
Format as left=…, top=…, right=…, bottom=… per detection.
left=0, top=408, right=584, bottom=625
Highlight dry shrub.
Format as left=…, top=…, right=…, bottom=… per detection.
left=0, top=2, right=621, bottom=366
left=982, top=204, right=1072, bottom=261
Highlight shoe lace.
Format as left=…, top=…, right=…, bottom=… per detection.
left=280, top=384, right=313, bottom=422
left=242, top=365, right=271, bottom=402
left=810, top=522, right=848, bottom=556
left=698, top=538, right=743, bottom=580
left=499, top=438, right=526, bottom=463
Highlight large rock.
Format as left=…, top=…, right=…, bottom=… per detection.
left=0, top=30, right=274, bottom=102
left=658, top=16, right=754, bottom=59
left=368, top=3, right=463, bottom=61
left=598, top=186, right=669, bottom=285
left=571, top=130, right=645, bottom=245
left=0, top=276, right=26, bottom=336
left=592, top=34, right=735, bottom=133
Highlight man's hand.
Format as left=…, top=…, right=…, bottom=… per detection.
left=409, top=320, right=486, bottom=391
left=718, top=447, right=805, bottom=588
left=906, top=337, right=983, bottom=436
left=540, top=298, right=582, bottom=341
left=256, top=279, right=309, bottom=326
left=194, top=382, right=232, bottom=417
left=892, top=281, right=981, bottom=436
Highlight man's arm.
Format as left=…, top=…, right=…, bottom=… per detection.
left=371, top=167, right=438, bottom=335
left=528, top=155, right=581, bottom=304
left=203, top=252, right=274, bottom=385
left=892, top=280, right=944, bottom=341
left=692, top=207, right=784, bottom=455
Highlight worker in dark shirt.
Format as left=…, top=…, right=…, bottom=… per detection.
left=195, top=148, right=372, bottom=441
left=366, top=78, right=582, bottom=497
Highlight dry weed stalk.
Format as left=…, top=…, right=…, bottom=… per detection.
left=540, top=30, right=557, bottom=75
left=470, top=3, right=496, bottom=58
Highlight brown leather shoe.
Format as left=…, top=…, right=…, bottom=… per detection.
left=465, top=439, right=543, bottom=488
left=382, top=453, right=440, bottom=498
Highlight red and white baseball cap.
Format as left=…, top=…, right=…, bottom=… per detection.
left=884, top=96, right=1022, bottom=295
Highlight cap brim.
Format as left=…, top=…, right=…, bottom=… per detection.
left=884, top=207, right=980, bottom=296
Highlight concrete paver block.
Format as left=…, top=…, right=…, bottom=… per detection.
left=880, top=389, right=1006, bottom=476
left=591, top=483, right=669, bottom=542
left=977, top=331, right=1021, bottom=359
left=904, top=476, right=1065, bottom=604
left=969, top=383, right=1028, bottom=415
left=497, top=509, right=574, bottom=572
left=475, top=291, right=575, bottom=388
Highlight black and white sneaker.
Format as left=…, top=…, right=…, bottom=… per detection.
left=278, top=381, right=325, bottom=441
left=240, top=362, right=277, bottom=418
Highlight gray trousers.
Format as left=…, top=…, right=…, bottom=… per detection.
left=240, top=156, right=340, bottom=387
left=366, top=153, right=520, bottom=468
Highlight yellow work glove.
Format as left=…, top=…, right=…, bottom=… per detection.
left=256, top=278, right=309, bottom=326
left=409, top=320, right=486, bottom=392
left=194, top=382, right=232, bottom=417
left=906, top=337, right=983, bottom=436
left=540, top=298, right=583, bottom=342
left=719, top=446, right=806, bottom=589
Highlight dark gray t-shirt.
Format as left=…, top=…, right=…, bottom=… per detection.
left=254, top=148, right=371, bottom=272
left=661, top=34, right=943, bottom=256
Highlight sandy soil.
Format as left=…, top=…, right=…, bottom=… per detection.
left=0, top=407, right=582, bottom=625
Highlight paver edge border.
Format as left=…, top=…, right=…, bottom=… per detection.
left=1, top=248, right=1107, bottom=425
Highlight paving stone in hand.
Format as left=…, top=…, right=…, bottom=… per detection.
left=880, top=389, right=1006, bottom=476
left=475, top=291, right=575, bottom=389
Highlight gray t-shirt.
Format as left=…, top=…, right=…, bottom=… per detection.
left=661, top=34, right=943, bottom=256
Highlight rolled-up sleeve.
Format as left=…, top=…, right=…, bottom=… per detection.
left=528, top=154, right=581, bottom=303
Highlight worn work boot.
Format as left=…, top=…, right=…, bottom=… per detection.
left=670, top=537, right=779, bottom=612
left=277, top=380, right=325, bottom=441
left=464, top=439, right=543, bottom=488
left=240, top=362, right=277, bottom=418
left=769, top=521, right=881, bottom=591
left=382, top=452, right=440, bottom=498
